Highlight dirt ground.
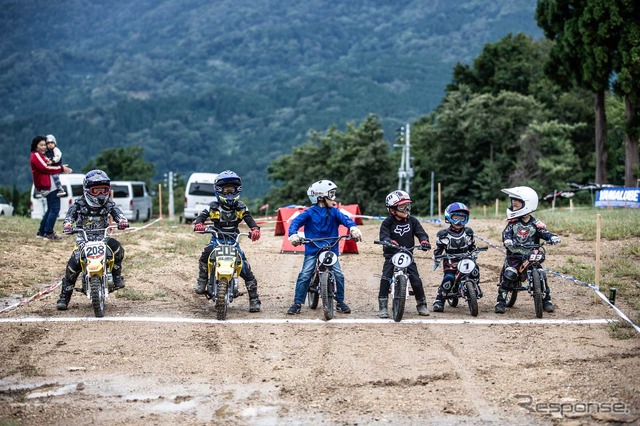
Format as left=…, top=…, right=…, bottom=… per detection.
left=0, top=218, right=638, bottom=425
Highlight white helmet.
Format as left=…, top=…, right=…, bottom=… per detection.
left=307, top=180, right=337, bottom=204
left=46, top=134, right=57, bottom=145
left=385, top=190, right=411, bottom=211
left=502, top=186, right=538, bottom=219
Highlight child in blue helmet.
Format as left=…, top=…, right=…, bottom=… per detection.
left=432, top=202, right=479, bottom=312
left=193, top=170, right=262, bottom=312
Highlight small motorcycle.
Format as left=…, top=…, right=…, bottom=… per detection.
left=71, top=226, right=118, bottom=318
left=433, top=246, right=488, bottom=317
left=199, top=226, right=247, bottom=320
left=503, top=242, right=551, bottom=318
left=373, top=240, right=428, bottom=322
left=302, top=235, right=351, bottom=321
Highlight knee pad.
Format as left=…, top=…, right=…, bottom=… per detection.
left=503, top=267, right=518, bottom=283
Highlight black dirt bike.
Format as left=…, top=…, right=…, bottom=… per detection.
left=502, top=242, right=552, bottom=318
left=302, top=235, right=351, bottom=321
left=374, top=240, right=428, bottom=322
left=433, top=246, right=488, bottom=317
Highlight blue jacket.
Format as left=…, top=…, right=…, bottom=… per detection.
left=288, top=205, right=357, bottom=255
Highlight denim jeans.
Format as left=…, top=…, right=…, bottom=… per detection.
left=293, top=254, right=345, bottom=304
left=38, top=191, right=61, bottom=235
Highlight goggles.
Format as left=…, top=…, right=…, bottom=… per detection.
left=395, top=202, right=411, bottom=213
left=326, top=190, right=336, bottom=201
left=88, top=185, right=110, bottom=196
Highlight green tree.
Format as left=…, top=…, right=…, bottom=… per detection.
left=83, top=146, right=156, bottom=185
left=536, top=0, right=623, bottom=184
left=266, top=114, right=393, bottom=215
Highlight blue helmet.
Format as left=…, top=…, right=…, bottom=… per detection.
left=83, top=169, right=111, bottom=207
left=445, top=202, right=470, bottom=225
left=214, top=170, right=242, bottom=207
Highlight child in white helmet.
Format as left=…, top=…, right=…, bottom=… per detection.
left=495, top=186, right=561, bottom=314
left=45, top=134, right=67, bottom=197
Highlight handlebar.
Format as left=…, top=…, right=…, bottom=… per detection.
left=69, top=225, right=118, bottom=239
left=373, top=240, right=428, bottom=252
left=433, top=246, right=488, bottom=261
left=196, top=225, right=249, bottom=239
left=299, top=234, right=351, bottom=249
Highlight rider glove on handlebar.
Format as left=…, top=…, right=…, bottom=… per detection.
left=194, top=223, right=205, bottom=233
left=250, top=227, right=261, bottom=241
left=63, top=223, right=73, bottom=234
left=420, top=240, right=431, bottom=250
left=349, top=226, right=362, bottom=241
left=289, top=234, right=301, bottom=246
left=550, top=235, right=561, bottom=245
left=118, top=220, right=129, bottom=230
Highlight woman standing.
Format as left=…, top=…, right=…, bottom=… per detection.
left=30, top=135, right=73, bottom=240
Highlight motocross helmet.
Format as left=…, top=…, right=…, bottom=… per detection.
left=307, top=180, right=337, bottom=204
left=445, top=202, right=470, bottom=225
left=83, top=169, right=111, bottom=207
left=214, top=170, right=242, bottom=207
left=502, top=186, right=539, bottom=219
left=385, top=190, right=411, bottom=213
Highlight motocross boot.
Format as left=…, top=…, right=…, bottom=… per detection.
left=246, top=279, right=261, bottom=312
left=432, top=296, right=445, bottom=312
left=416, top=297, right=430, bottom=316
left=195, top=261, right=208, bottom=294
left=56, top=278, right=74, bottom=311
left=495, top=281, right=509, bottom=314
left=543, top=292, right=554, bottom=312
left=112, top=264, right=126, bottom=291
left=378, top=297, right=389, bottom=319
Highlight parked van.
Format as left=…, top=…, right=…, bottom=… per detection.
left=183, top=172, right=218, bottom=223
left=111, top=181, right=153, bottom=222
left=30, top=173, right=85, bottom=220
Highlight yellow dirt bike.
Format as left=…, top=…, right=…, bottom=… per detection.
left=200, top=226, right=248, bottom=320
left=70, top=225, right=118, bottom=317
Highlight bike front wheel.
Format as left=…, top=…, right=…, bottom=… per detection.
left=392, top=275, right=407, bottom=322
left=320, top=272, right=335, bottom=321
left=465, top=281, right=478, bottom=317
left=89, top=275, right=106, bottom=318
left=216, top=277, right=230, bottom=321
left=532, top=269, right=543, bottom=318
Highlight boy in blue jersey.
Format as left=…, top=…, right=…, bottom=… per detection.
left=286, top=180, right=362, bottom=315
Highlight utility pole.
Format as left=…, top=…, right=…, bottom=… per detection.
left=394, top=123, right=414, bottom=193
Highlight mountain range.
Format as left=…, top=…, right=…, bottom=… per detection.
left=1, top=0, right=542, bottom=197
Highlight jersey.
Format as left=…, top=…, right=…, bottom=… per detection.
left=502, top=216, right=554, bottom=255
left=194, top=200, right=258, bottom=234
left=379, top=215, right=429, bottom=257
left=433, top=226, right=476, bottom=271
left=63, top=197, right=127, bottom=243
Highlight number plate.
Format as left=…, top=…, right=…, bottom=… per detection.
left=391, top=252, right=412, bottom=268
left=318, top=251, right=337, bottom=266
left=458, top=258, right=476, bottom=274
left=528, top=253, right=543, bottom=261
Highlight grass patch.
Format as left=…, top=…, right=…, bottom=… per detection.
left=536, top=208, right=640, bottom=240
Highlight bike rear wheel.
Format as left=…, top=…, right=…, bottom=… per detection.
left=392, top=275, right=407, bottom=322
left=532, top=269, right=543, bottom=318
left=320, top=271, right=335, bottom=321
left=505, top=289, right=518, bottom=307
left=89, top=276, right=105, bottom=318
left=216, top=277, right=229, bottom=320
left=465, top=281, right=478, bottom=317
left=307, top=273, right=319, bottom=309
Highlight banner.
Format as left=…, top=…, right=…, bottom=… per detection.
left=595, top=188, right=640, bottom=208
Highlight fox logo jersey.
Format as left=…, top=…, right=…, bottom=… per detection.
left=393, top=223, right=411, bottom=236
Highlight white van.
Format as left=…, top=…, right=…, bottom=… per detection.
left=111, top=181, right=153, bottom=222
left=183, top=172, right=218, bottom=223
left=30, top=173, right=85, bottom=220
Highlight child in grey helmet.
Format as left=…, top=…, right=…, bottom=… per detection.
left=495, top=186, right=561, bottom=314
left=45, top=134, right=67, bottom=197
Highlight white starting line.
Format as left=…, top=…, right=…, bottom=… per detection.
left=0, top=316, right=618, bottom=325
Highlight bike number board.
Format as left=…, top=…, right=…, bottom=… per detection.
left=457, top=258, right=476, bottom=274
left=391, top=252, right=412, bottom=268
left=528, top=253, right=543, bottom=262
left=318, top=251, right=337, bottom=266
left=84, top=242, right=106, bottom=260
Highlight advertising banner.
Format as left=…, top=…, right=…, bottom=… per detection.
left=595, top=188, right=640, bottom=208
